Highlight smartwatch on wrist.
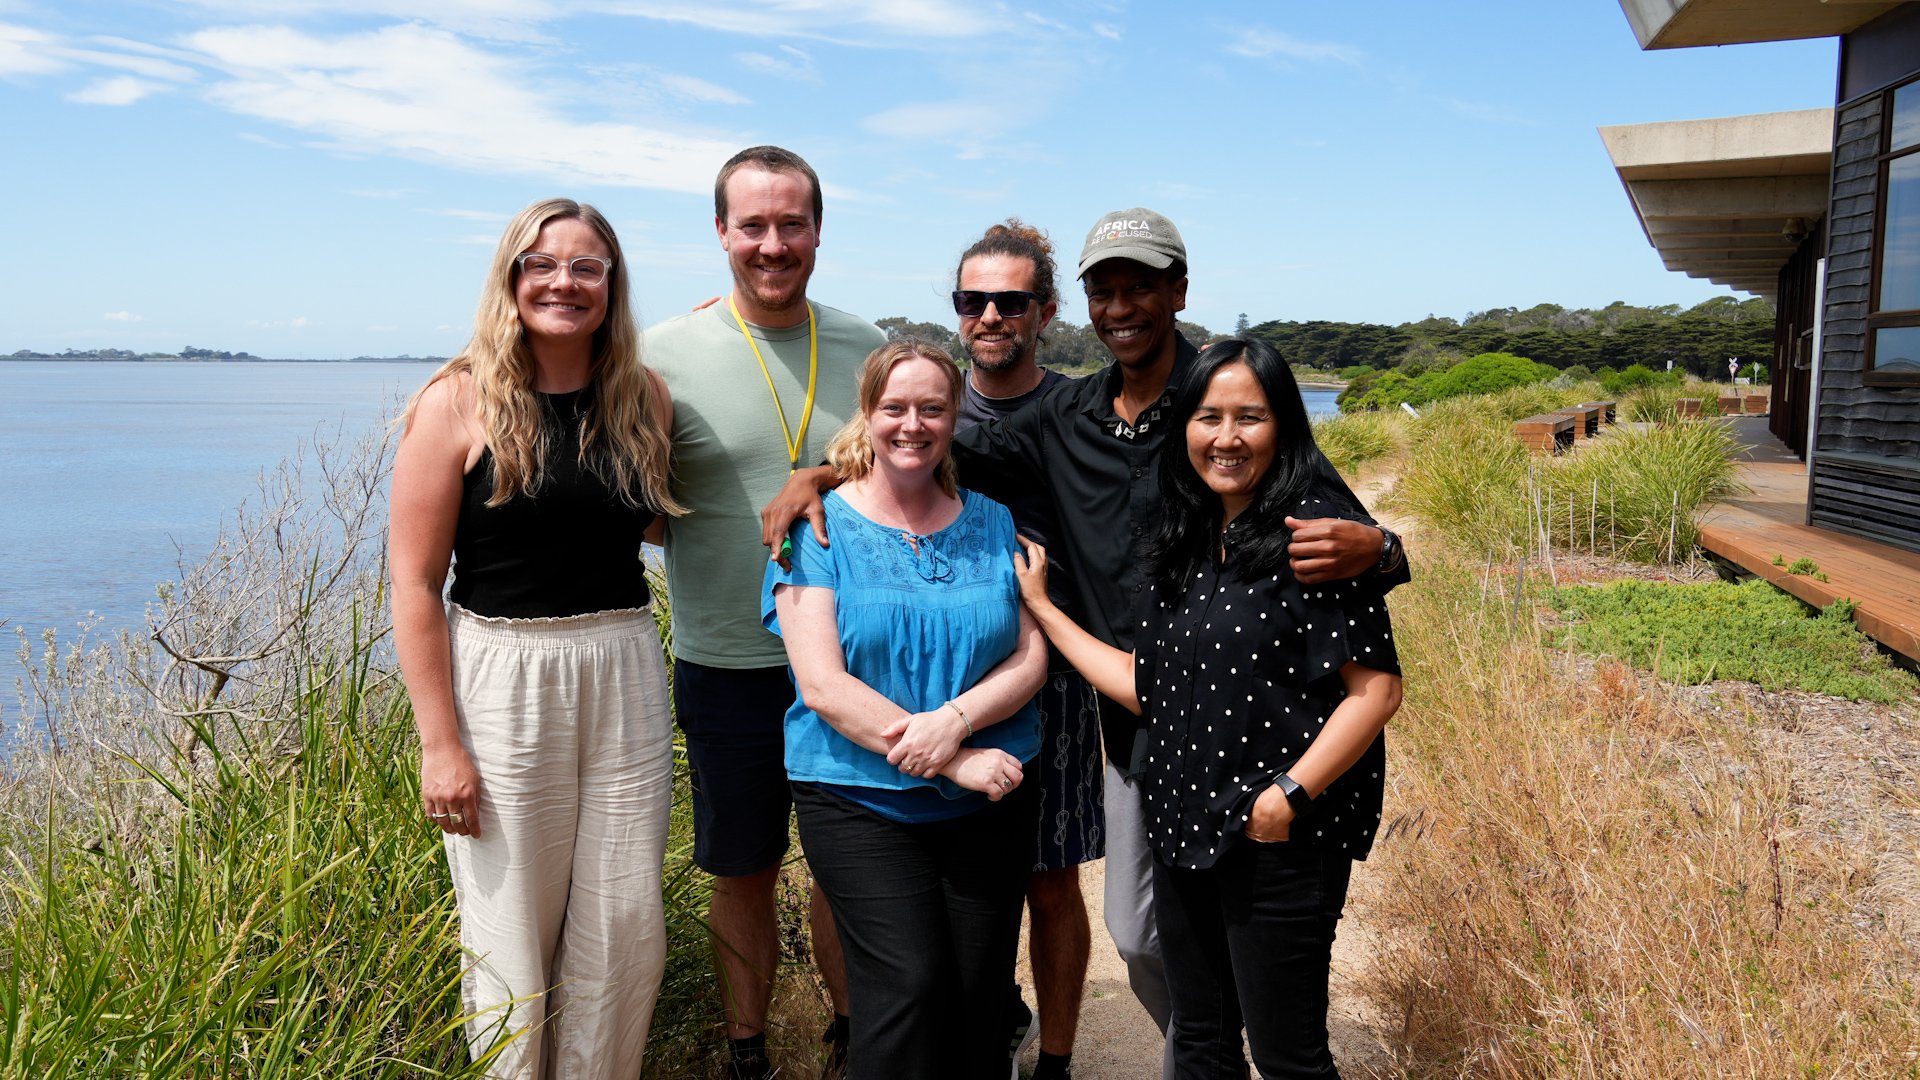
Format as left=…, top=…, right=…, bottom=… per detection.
left=1276, top=773, right=1314, bottom=817
left=1375, top=526, right=1402, bottom=574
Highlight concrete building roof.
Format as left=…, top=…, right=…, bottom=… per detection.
left=1598, top=108, right=1833, bottom=301
left=1617, top=0, right=1904, bottom=49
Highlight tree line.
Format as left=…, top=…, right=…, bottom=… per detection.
left=1245, top=297, right=1774, bottom=380
left=877, top=296, right=1773, bottom=381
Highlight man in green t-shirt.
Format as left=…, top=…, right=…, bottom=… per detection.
left=647, top=146, right=882, bottom=1080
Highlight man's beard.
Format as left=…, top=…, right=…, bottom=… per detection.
left=963, top=333, right=1033, bottom=374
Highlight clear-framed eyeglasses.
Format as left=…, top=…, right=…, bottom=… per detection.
left=515, top=252, right=614, bottom=287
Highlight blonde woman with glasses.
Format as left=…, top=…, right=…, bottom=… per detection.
left=392, top=197, right=683, bottom=1078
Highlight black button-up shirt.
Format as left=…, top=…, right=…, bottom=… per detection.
left=953, top=334, right=1407, bottom=767
left=1133, top=493, right=1399, bottom=869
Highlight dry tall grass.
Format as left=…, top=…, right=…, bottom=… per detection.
left=1363, top=557, right=1920, bottom=1077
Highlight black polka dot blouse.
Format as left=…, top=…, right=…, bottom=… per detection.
left=1132, top=492, right=1400, bottom=870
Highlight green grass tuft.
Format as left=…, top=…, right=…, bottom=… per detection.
left=1311, top=410, right=1404, bottom=474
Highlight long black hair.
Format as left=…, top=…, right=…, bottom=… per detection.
left=1145, top=337, right=1325, bottom=593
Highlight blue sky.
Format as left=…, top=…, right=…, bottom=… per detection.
left=1, top=2, right=1837, bottom=359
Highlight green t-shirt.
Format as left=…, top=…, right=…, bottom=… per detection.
left=648, top=300, right=885, bottom=668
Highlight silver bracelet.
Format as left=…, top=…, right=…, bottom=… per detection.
left=944, top=699, right=973, bottom=738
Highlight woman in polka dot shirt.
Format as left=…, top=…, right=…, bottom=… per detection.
left=1014, top=337, right=1402, bottom=1079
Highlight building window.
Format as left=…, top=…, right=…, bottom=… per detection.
left=1868, top=75, right=1920, bottom=385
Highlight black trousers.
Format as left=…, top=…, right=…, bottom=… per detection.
left=1154, top=840, right=1354, bottom=1079
left=793, top=781, right=1038, bottom=1080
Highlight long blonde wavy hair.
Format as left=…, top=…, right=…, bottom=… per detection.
left=402, top=198, right=683, bottom=514
left=824, top=338, right=963, bottom=498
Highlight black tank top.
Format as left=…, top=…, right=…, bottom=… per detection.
left=448, top=389, right=658, bottom=618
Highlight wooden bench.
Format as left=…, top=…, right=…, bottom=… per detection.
left=1718, top=393, right=1743, bottom=415
left=1554, top=403, right=1602, bottom=439
left=1743, top=392, right=1769, bottom=415
left=1514, top=412, right=1576, bottom=454
left=1579, top=400, right=1616, bottom=425
left=1677, top=398, right=1703, bottom=419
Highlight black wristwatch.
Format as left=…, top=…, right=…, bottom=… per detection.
left=1375, top=526, right=1403, bottom=574
left=1276, top=773, right=1314, bottom=817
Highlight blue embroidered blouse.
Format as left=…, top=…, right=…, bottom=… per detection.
left=763, top=488, right=1041, bottom=820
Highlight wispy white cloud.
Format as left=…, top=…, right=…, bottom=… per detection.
left=735, top=44, right=816, bottom=82
left=0, top=22, right=65, bottom=75
left=174, top=0, right=559, bottom=41
left=1090, top=22, right=1121, bottom=41
left=595, top=0, right=992, bottom=42
left=68, top=75, right=167, bottom=105
left=239, top=131, right=290, bottom=148
left=104, top=310, right=143, bottom=322
left=182, top=23, right=741, bottom=193
left=248, top=315, right=310, bottom=328
left=1225, top=28, right=1363, bottom=66
left=349, top=186, right=416, bottom=198
left=58, top=46, right=197, bottom=81
left=654, top=72, right=749, bottom=105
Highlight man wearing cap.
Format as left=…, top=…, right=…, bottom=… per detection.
left=760, top=207, right=1405, bottom=1074
left=954, top=209, right=1406, bottom=1060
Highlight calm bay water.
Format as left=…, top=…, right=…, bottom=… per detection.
left=0, top=363, right=1339, bottom=642
left=0, top=361, right=431, bottom=640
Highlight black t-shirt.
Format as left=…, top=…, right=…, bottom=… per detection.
left=1132, top=489, right=1400, bottom=869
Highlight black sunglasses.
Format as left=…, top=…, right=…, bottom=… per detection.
left=951, top=289, right=1038, bottom=318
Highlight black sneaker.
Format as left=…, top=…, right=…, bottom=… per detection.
left=1007, top=992, right=1038, bottom=1078
left=728, top=1035, right=774, bottom=1080
left=820, top=1015, right=850, bottom=1080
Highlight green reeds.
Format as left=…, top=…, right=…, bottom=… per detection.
left=1312, top=410, right=1405, bottom=475
left=1387, top=410, right=1534, bottom=559
left=0, top=606, right=477, bottom=1077
left=1550, top=420, right=1744, bottom=563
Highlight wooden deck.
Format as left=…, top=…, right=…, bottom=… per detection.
left=1696, top=419, right=1920, bottom=663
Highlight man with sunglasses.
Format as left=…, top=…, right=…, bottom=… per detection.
left=950, top=221, right=1094, bottom=1080
left=762, top=207, right=1404, bottom=1076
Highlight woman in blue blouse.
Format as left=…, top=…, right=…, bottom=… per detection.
left=1015, top=338, right=1403, bottom=1079
left=764, top=338, right=1046, bottom=1079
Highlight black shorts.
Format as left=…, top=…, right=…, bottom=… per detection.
left=1031, top=670, right=1107, bottom=872
left=673, top=658, right=795, bottom=876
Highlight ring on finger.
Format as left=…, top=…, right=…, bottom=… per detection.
left=428, top=811, right=451, bottom=820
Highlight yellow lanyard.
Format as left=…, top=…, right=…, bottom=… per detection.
left=728, top=296, right=818, bottom=471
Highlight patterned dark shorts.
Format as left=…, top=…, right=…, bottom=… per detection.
left=1031, top=670, right=1106, bottom=871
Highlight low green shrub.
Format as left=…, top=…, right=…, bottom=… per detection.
left=1549, top=578, right=1916, bottom=703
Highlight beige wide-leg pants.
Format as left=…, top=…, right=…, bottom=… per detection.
left=444, top=603, right=674, bottom=1080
